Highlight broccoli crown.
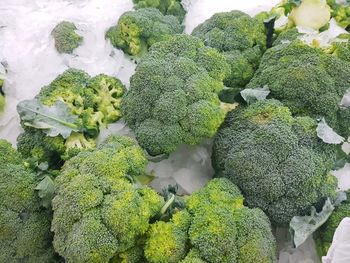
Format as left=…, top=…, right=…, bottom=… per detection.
left=327, top=0, right=350, bottom=28
left=144, top=210, right=191, bottom=263
left=315, top=192, right=350, bottom=256
left=106, top=8, right=183, bottom=57
left=0, top=139, right=57, bottom=263
left=212, top=100, right=338, bottom=226
left=51, top=135, right=164, bottom=263
left=18, top=69, right=126, bottom=167
left=247, top=40, right=350, bottom=137
left=144, top=178, right=276, bottom=263
left=133, top=0, right=186, bottom=22
left=122, top=34, right=230, bottom=156
left=51, top=21, right=83, bottom=54
left=191, top=10, right=267, bottom=90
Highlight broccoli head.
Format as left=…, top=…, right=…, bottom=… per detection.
left=106, top=8, right=183, bottom=57
left=247, top=40, right=350, bottom=137
left=143, top=178, right=276, bottom=263
left=212, top=100, right=338, bottom=226
left=0, top=139, right=57, bottom=262
left=17, top=69, right=126, bottom=168
left=191, top=10, right=267, bottom=91
left=51, top=135, right=164, bottom=263
left=133, top=0, right=186, bottom=22
left=51, top=21, right=83, bottom=54
left=315, top=191, right=350, bottom=256
left=122, top=34, right=231, bottom=156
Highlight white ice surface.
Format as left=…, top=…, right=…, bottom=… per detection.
left=0, top=1, right=349, bottom=263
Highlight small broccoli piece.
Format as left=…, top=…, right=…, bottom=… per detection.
left=212, top=100, right=338, bottom=226
left=247, top=40, right=350, bottom=137
left=144, top=210, right=191, bottom=263
left=106, top=8, right=183, bottom=57
left=17, top=127, right=66, bottom=169
left=18, top=69, right=126, bottom=168
left=315, top=192, right=350, bottom=256
left=288, top=0, right=331, bottom=30
left=133, top=0, right=186, bottom=22
left=327, top=0, right=350, bottom=28
left=191, top=10, right=267, bottom=92
left=272, top=28, right=301, bottom=46
left=51, top=21, right=83, bottom=54
left=0, top=139, right=57, bottom=262
left=87, top=74, right=126, bottom=124
left=51, top=135, right=164, bottom=263
left=122, top=34, right=230, bottom=155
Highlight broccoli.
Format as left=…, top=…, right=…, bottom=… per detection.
left=247, top=40, right=350, bottom=137
left=51, top=135, right=164, bottom=263
left=122, top=34, right=231, bottom=156
left=106, top=8, right=183, bottom=57
left=144, top=178, right=277, bottom=263
left=51, top=21, right=83, bottom=54
left=315, top=191, right=350, bottom=256
left=191, top=11, right=267, bottom=93
left=327, top=0, right=350, bottom=28
left=0, top=139, right=58, bottom=262
left=212, top=100, right=338, bottom=226
left=144, top=210, right=191, bottom=263
left=17, top=69, right=126, bottom=167
left=133, top=0, right=186, bottom=22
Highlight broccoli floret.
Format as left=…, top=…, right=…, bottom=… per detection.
left=106, top=8, right=183, bottom=57
left=122, top=34, right=230, bottom=156
left=212, top=100, right=338, bottom=226
left=51, top=135, right=164, bottom=263
left=51, top=21, right=83, bottom=54
left=144, top=210, right=191, bottom=263
left=247, top=40, right=350, bottom=137
left=87, top=74, right=126, bottom=124
left=315, top=192, right=350, bottom=256
left=17, top=69, right=126, bottom=168
left=0, top=139, right=57, bottom=262
left=272, top=28, right=301, bottom=46
left=327, top=0, right=350, bottom=28
left=191, top=10, right=267, bottom=92
left=133, top=0, right=186, bottom=22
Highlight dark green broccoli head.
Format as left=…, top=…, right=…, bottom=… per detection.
left=315, top=192, right=350, bottom=256
left=191, top=10, right=267, bottom=91
left=247, top=40, right=350, bottom=137
left=51, top=135, right=164, bottom=262
left=133, top=0, right=186, bottom=22
left=186, top=178, right=277, bottom=263
left=144, top=210, right=191, bottom=263
left=212, top=100, right=338, bottom=226
left=51, top=21, right=83, bottom=54
left=122, top=34, right=231, bottom=156
left=106, top=8, right=183, bottom=57
left=0, top=139, right=57, bottom=262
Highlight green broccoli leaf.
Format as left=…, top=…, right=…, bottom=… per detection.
left=290, top=198, right=335, bottom=248
left=35, top=175, right=55, bottom=208
left=17, top=99, right=81, bottom=139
